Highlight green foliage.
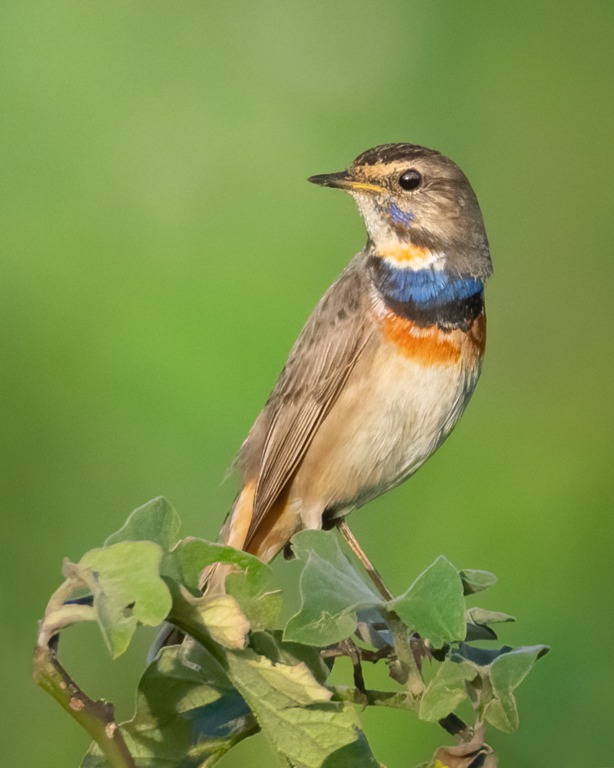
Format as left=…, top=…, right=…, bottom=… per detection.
left=35, top=499, right=549, bottom=767
left=105, top=497, right=181, bottom=552
left=284, top=530, right=382, bottom=646
left=392, top=556, right=466, bottom=648
left=83, top=643, right=255, bottom=767
left=69, top=541, right=172, bottom=658
left=419, top=660, right=476, bottom=723
left=225, top=643, right=378, bottom=768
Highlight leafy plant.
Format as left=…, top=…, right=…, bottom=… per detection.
left=34, top=497, right=548, bottom=767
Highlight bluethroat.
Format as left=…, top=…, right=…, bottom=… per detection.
left=206, top=143, right=491, bottom=594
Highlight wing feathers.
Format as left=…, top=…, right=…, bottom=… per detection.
left=241, top=259, right=373, bottom=547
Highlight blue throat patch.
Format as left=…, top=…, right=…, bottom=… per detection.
left=386, top=202, right=415, bottom=227
left=374, top=260, right=483, bottom=307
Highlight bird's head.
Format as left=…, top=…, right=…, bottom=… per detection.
left=308, top=143, right=491, bottom=278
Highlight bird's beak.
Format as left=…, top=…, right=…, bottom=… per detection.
left=307, top=170, right=384, bottom=193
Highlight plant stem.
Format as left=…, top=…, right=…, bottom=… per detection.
left=33, top=642, right=135, bottom=768
left=383, top=609, right=425, bottom=698
left=330, top=686, right=418, bottom=711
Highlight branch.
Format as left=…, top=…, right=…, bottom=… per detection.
left=330, top=685, right=418, bottom=710
left=33, top=638, right=135, bottom=768
left=33, top=576, right=136, bottom=768
left=383, top=608, right=426, bottom=697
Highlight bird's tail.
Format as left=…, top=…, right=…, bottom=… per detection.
left=150, top=482, right=298, bottom=659
left=150, top=483, right=259, bottom=660
left=200, top=480, right=297, bottom=593
left=198, top=481, right=257, bottom=593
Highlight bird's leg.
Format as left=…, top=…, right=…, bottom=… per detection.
left=336, top=520, right=393, bottom=601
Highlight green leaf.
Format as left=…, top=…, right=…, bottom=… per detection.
left=226, top=647, right=380, bottom=768
left=484, top=645, right=549, bottom=732
left=419, top=659, right=476, bottom=722
left=228, top=577, right=282, bottom=631
left=166, top=537, right=268, bottom=590
left=250, top=630, right=331, bottom=685
left=77, top=541, right=172, bottom=658
left=459, top=569, right=497, bottom=595
left=464, top=608, right=514, bottom=641
left=466, top=607, right=515, bottom=626
left=454, top=643, right=513, bottom=667
left=225, top=557, right=282, bottom=630
left=391, top=556, right=465, bottom=648
left=465, top=624, right=497, bottom=642
left=165, top=537, right=281, bottom=627
left=284, top=530, right=384, bottom=647
left=451, top=643, right=549, bottom=733
left=105, top=497, right=180, bottom=551
left=82, top=644, right=256, bottom=767
left=199, top=594, right=250, bottom=650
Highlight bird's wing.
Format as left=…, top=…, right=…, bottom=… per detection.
left=243, top=260, right=374, bottom=546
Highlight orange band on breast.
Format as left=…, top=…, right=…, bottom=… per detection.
left=379, top=310, right=486, bottom=366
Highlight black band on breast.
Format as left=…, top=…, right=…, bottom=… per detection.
left=384, top=291, right=484, bottom=331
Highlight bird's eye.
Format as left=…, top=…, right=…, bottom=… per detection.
left=398, top=169, right=422, bottom=191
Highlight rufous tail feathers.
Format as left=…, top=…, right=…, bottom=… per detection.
left=199, top=481, right=296, bottom=593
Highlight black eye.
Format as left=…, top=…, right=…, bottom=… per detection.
left=398, top=169, right=422, bottom=191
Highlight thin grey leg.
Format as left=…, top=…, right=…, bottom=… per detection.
left=336, top=520, right=393, bottom=601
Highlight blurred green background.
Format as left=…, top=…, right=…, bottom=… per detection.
left=2, top=1, right=613, bottom=765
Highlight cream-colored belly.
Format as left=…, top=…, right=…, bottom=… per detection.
left=291, top=342, right=481, bottom=526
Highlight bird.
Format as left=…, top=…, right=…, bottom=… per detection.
left=205, top=142, right=491, bottom=594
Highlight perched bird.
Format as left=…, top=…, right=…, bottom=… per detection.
left=207, top=143, right=491, bottom=591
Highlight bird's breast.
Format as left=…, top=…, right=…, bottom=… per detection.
left=292, top=314, right=484, bottom=514
left=371, top=293, right=486, bottom=370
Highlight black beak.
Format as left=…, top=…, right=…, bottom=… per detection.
left=307, top=170, right=352, bottom=188
left=307, top=170, right=384, bottom=193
